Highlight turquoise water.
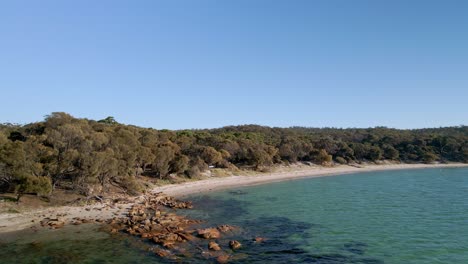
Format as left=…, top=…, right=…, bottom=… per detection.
left=183, top=167, right=468, bottom=263
left=1, top=167, right=467, bottom=263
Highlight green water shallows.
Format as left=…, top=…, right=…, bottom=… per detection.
left=1, top=167, right=467, bottom=263
left=183, top=167, right=468, bottom=263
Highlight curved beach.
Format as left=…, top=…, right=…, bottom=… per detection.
left=0, top=163, right=467, bottom=234
left=152, top=163, right=468, bottom=197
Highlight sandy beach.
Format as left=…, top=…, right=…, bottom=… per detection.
left=1, top=163, right=467, bottom=234
left=152, top=163, right=468, bottom=197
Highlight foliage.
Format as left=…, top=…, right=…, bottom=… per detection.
left=0, top=113, right=466, bottom=198
left=15, top=175, right=52, bottom=202
left=335, top=157, right=347, bottom=164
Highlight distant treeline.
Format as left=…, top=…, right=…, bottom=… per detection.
left=1, top=112, right=467, bottom=199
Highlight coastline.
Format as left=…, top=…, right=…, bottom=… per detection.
left=151, top=163, right=468, bottom=197
left=1, top=162, right=467, bottom=234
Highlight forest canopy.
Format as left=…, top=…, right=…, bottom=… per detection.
left=1, top=112, right=466, bottom=199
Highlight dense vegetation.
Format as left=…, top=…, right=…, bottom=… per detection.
left=1, top=112, right=466, bottom=200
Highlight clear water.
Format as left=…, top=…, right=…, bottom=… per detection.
left=1, top=168, right=467, bottom=263
left=0, top=224, right=163, bottom=264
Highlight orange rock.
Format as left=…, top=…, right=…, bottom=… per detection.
left=197, top=228, right=221, bottom=239
left=229, top=240, right=241, bottom=250
left=217, top=225, right=235, bottom=233
left=175, top=231, right=195, bottom=241
left=209, top=241, right=222, bottom=251
left=141, top=233, right=152, bottom=238
left=253, top=237, right=265, bottom=243
left=154, top=248, right=171, bottom=258
left=216, top=254, right=230, bottom=263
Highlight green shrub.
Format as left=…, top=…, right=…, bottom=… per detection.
left=15, top=175, right=52, bottom=202
left=119, top=177, right=144, bottom=195
left=335, top=157, right=347, bottom=164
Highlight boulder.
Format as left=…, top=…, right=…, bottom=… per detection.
left=197, top=228, right=221, bottom=239
left=43, top=218, right=65, bottom=229
left=154, top=248, right=171, bottom=258
left=253, top=237, right=265, bottom=243
left=141, top=232, right=152, bottom=238
left=176, top=231, right=195, bottom=241
left=209, top=241, right=221, bottom=251
left=229, top=240, right=242, bottom=250
left=162, top=241, right=175, bottom=249
left=216, top=254, right=230, bottom=263
left=166, top=233, right=179, bottom=242
left=217, top=225, right=235, bottom=233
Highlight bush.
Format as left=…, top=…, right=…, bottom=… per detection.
left=15, top=175, right=52, bottom=202
left=422, top=152, right=438, bottom=163
left=335, top=157, right=347, bottom=164
left=316, top=149, right=332, bottom=165
left=186, top=166, right=201, bottom=179
left=119, top=177, right=144, bottom=195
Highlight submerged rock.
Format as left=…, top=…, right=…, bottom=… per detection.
left=40, top=218, right=65, bottom=229
left=197, top=228, right=221, bottom=239
left=154, top=248, right=172, bottom=258
left=71, top=220, right=82, bottom=225
left=176, top=231, right=195, bottom=241
left=217, top=224, right=236, bottom=233
left=101, top=192, right=254, bottom=263
left=209, top=241, right=222, bottom=251
left=253, top=236, right=266, bottom=243
left=229, top=240, right=242, bottom=250
left=216, top=254, right=230, bottom=263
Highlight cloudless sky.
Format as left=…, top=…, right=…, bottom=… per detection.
left=0, top=0, right=467, bottom=129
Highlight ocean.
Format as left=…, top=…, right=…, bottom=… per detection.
left=1, top=167, right=467, bottom=263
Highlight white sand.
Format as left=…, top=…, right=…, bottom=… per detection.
left=152, top=163, right=468, bottom=197
left=1, top=163, right=466, bottom=234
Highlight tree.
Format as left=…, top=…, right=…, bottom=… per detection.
left=80, top=148, right=118, bottom=194
left=152, top=143, right=177, bottom=179
left=382, top=144, right=399, bottom=160
left=1, top=112, right=467, bottom=200
left=422, top=152, right=438, bottom=163
left=15, top=175, right=52, bottom=203
left=335, top=142, right=355, bottom=161
left=0, top=139, right=27, bottom=193
left=199, top=146, right=223, bottom=166
left=368, top=146, right=383, bottom=161
left=315, top=149, right=332, bottom=165
left=0, top=135, right=52, bottom=202
left=45, top=123, right=85, bottom=188
left=170, top=155, right=190, bottom=175
left=98, top=116, right=118, bottom=125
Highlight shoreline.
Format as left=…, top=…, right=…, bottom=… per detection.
left=1, top=162, right=467, bottom=234
left=152, top=163, right=468, bottom=197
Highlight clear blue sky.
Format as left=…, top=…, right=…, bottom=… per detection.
left=0, top=0, right=467, bottom=129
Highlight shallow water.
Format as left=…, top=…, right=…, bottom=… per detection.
left=0, top=224, right=164, bottom=264
left=183, top=167, right=468, bottom=263
left=1, top=167, right=467, bottom=263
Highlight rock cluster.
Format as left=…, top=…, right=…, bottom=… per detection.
left=107, top=193, right=199, bottom=249
left=40, top=218, right=65, bottom=229
left=105, top=192, right=248, bottom=263
left=37, top=192, right=254, bottom=263
left=151, top=192, right=193, bottom=209
left=197, top=228, right=221, bottom=239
